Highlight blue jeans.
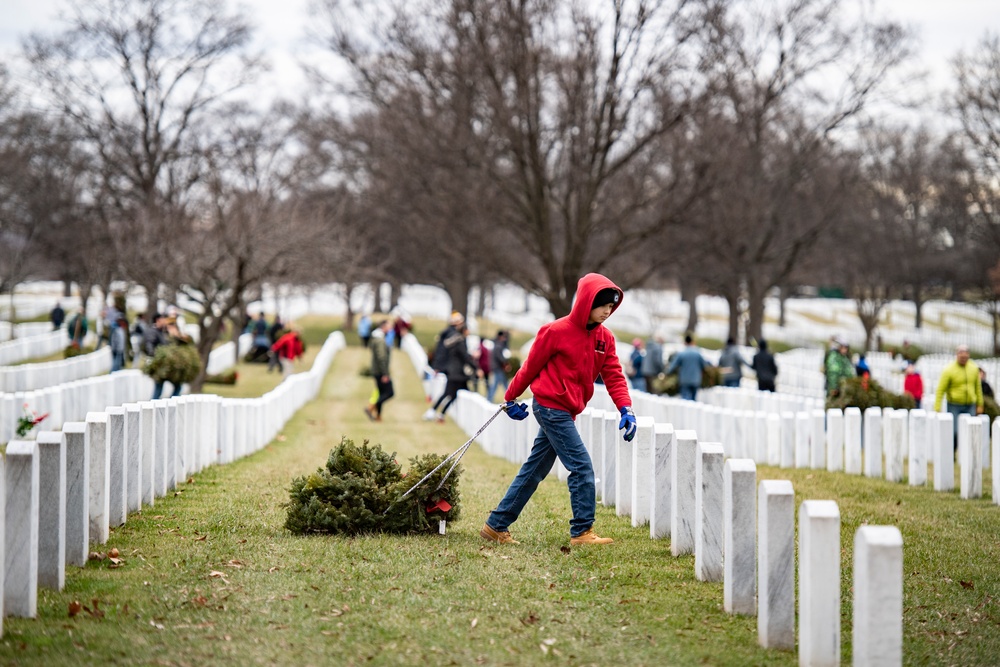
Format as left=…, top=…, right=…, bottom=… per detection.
left=152, top=381, right=182, bottom=400
left=723, top=377, right=740, bottom=388
left=487, top=402, right=596, bottom=537
left=680, top=384, right=699, bottom=401
left=487, top=371, right=509, bottom=403
left=947, top=403, right=976, bottom=449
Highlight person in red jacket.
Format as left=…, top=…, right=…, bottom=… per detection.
left=903, top=361, right=923, bottom=406
left=480, top=273, right=637, bottom=547
left=271, top=326, right=304, bottom=378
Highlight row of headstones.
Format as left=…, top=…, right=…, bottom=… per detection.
left=0, top=343, right=111, bottom=394
left=0, top=371, right=152, bottom=445
left=0, top=328, right=65, bottom=367
left=0, top=334, right=256, bottom=443
left=0, top=331, right=346, bottom=636
left=614, top=386, right=1000, bottom=503
left=0, top=322, right=52, bottom=343
left=700, top=385, right=823, bottom=416
left=450, top=391, right=904, bottom=665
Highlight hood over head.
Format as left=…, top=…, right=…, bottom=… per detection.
left=569, top=273, right=623, bottom=329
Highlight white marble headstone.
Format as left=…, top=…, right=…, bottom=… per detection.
left=124, top=403, right=142, bottom=514
left=85, top=412, right=110, bottom=544
left=106, top=406, right=127, bottom=527
left=5, top=440, right=39, bottom=617
left=723, top=458, right=756, bottom=615
left=758, top=479, right=794, bottom=650
left=695, top=443, right=724, bottom=582
left=630, top=417, right=655, bottom=528
left=933, top=412, right=954, bottom=492
left=36, top=431, right=66, bottom=591
left=62, top=422, right=89, bottom=566
left=799, top=500, right=840, bottom=667
left=863, top=407, right=882, bottom=478
left=853, top=526, right=903, bottom=667
left=908, top=410, right=928, bottom=487
left=671, top=430, right=698, bottom=557
left=844, top=407, right=863, bottom=474
left=650, top=423, right=673, bottom=540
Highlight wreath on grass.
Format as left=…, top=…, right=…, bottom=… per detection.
left=284, top=437, right=461, bottom=536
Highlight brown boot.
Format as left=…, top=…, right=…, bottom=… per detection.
left=570, top=528, right=613, bottom=545
left=480, top=523, right=520, bottom=545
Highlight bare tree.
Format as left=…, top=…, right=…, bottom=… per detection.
left=693, top=0, right=913, bottom=341
left=314, top=0, right=702, bottom=316
left=179, top=105, right=331, bottom=392
left=24, top=0, right=263, bottom=311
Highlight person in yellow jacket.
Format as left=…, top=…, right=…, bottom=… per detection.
left=934, top=344, right=983, bottom=448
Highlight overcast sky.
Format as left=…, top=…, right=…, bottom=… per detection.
left=2, top=0, right=997, bottom=114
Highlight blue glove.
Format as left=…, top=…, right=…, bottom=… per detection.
left=619, top=406, right=637, bottom=442
left=504, top=400, right=529, bottom=421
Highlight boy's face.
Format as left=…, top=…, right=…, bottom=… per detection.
left=589, top=303, right=614, bottom=325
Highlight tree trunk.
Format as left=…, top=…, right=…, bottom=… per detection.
left=855, top=291, right=887, bottom=353
left=778, top=286, right=788, bottom=328
left=344, top=282, right=356, bottom=331
left=680, top=282, right=699, bottom=334
left=745, top=280, right=767, bottom=344
left=62, top=279, right=73, bottom=298
left=191, top=307, right=227, bottom=394
left=912, top=284, right=924, bottom=329
left=473, top=285, right=486, bottom=318
left=389, top=280, right=402, bottom=311
left=724, top=289, right=740, bottom=342
left=446, top=276, right=471, bottom=320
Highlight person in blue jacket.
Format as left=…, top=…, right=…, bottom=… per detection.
left=666, top=334, right=710, bottom=401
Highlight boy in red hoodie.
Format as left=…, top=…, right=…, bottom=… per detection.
left=481, top=273, right=636, bottom=546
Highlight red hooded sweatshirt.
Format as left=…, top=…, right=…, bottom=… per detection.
left=504, top=273, right=631, bottom=418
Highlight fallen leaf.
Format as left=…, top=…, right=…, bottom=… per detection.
left=150, top=620, right=165, bottom=630
left=192, top=596, right=208, bottom=607
left=68, top=601, right=82, bottom=618
left=539, top=644, right=549, bottom=655
left=86, top=599, right=105, bottom=619
left=542, top=638, right=556, bottom=646
left=194, top=535, right=207, bottom=542
left=281, top=594, right=297, bottom=601
left=109, top=548, right=120, bottom=558
left=471, top=618, right=478, bottom=629
left=187, top=477, right=195, bottom=484
left=559, top=546, right=571, bottom=555
left=961, top=580, right=975, bottom=590
left=88, top=552, right=106, bottom=561
left=277, top=435, right=287, bottom=442
left=268, top=567, right=280, bottom=573
left=108, top=558, right=123, bottom=568
left=521, top=613, right=539, bottom=626
left=226, top=560, right=244, bottom=568
left=329, top=609, right=344, bottom=617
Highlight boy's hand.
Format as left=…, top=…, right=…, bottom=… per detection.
left=619, top=407, right=637, bottom=442
left=504, top=401, right=529, bottom=421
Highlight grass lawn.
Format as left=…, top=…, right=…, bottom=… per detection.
left=1, top=325, right=998, bottom=665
